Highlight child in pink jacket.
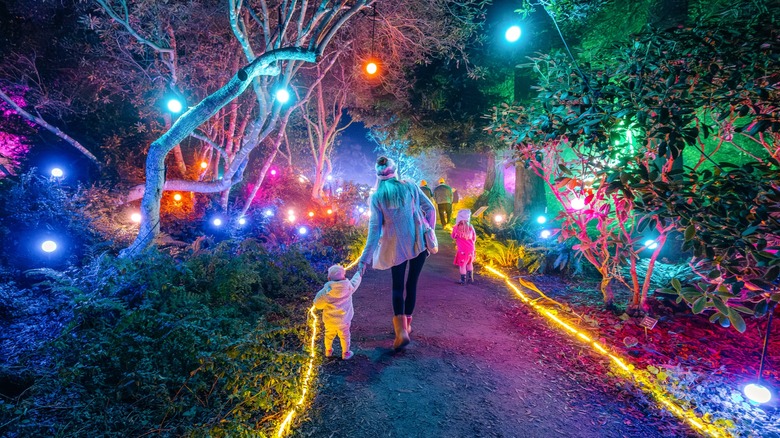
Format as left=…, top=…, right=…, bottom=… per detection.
left=451, top=209, right=477, bottom=285
left=313, top=264, right=362, bottom=360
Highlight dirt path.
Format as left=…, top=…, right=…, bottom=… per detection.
left=297, top=230, right=679, bottom=437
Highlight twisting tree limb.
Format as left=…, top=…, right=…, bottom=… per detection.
left=0, top=88, right=101, bottom=167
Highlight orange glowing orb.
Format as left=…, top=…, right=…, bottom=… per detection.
left=365, top=62, right=378, bottom=75
left=308, top=211, right=314, bottom=218
left=173, top=193, right=182, bottom=201
left=200, top=161, right=208, bottom=169
left=327, top=209, right=333, bottom=215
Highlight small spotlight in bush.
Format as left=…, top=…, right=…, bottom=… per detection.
left=51, top=168, right=64, bottom=178
left=494, top=214, right=504, bottom=224
left=744, top=383, right=772, bottom=404
left=130, top=212, right=142, bottom=223
left=173, top=193, right=182, bottom=201
left=570, top=197, right=585, bottom=210
left=287, top=208, right=295, bottom=215
left=326, top=175, right=333, bottom=181
left=41, top=240, right=58, bottom=253
left=536, top=215, right=547, bottom=224
left=308, top=211, right=314, bottom=218
left=200, top=161, right=208, bottom=169
left=644, top=239, right=658, bottom=250
left=540, top=229, right=552, bottom=239
left=263, top=208, right=274, bottom=218
left=327, top=209, right=333, bottom=215
left=212, top=218, right=223, bottom=227
left=270, top=169, right=277, bottom=176
left=238, top=217, right=247, bottom=226
left=298, top=226, right=308, bottom=235
left=358, top=207, right=365, bottom=213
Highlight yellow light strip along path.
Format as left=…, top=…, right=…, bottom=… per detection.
left=274, top=306, right=319, bottom=437
left=275, top=258, right=358, bottom=437
left=483, top=265, right=734, bottom=438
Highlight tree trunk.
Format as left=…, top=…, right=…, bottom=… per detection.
left=600, top=275, right=615, bottom=308
left=513, top=163, right=546, bottom=219
left=484, top=150, right=496, bottom=191
left=241, top=147, right=280, bottom=215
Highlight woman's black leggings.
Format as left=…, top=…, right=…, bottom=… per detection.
left=390, top=250, right=428, bottom=315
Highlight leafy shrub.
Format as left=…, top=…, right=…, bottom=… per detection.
left=0, top=238, right=330, bottom=437
left=478, top=239, right=545, bottom=273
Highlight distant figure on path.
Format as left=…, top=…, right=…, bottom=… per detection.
left=359, top=156, right=437, bottom=350
left=434, top=178, right=453, bottom=227
left=314, top=264, right=362, bottom=360
left=451, top=209, right=477, bottom=285
left=419, top=179, right=434, bottom=201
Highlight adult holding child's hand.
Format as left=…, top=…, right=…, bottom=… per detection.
left=359, top=156, right=437, bottom=350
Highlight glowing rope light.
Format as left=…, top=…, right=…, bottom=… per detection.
left=274, top=306, right=319, bottom=437
left=484, top=264, right=735, bottom=438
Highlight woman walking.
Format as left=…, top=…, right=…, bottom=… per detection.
left=358, top=157, right=437, bottom=350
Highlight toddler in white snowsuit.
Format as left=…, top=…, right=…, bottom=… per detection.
left=313, top=264, right=362, bottom=360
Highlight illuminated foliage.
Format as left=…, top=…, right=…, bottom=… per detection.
left=488, top=0, right=780, bottom=325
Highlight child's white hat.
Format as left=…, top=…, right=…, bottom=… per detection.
left=327, top=264, right=346, bottom=280
left=455, top=209, right=471, bottom=223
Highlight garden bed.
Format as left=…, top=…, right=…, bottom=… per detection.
left=520, top=273, right=780, bottom=437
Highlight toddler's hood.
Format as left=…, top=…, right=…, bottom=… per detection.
left=327, top=279, right=353, bottom=298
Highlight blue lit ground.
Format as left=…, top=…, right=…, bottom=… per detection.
left=297, top=230, right=687, bottom=437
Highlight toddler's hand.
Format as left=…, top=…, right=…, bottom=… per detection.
left=357, top=261, right=367, bottom=275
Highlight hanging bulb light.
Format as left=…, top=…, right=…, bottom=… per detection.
left=365, top=4, right=380, bottom=77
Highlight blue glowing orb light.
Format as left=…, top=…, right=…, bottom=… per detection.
left=326, top=174, right=333, bottom=181
left=505, top=25, right=522, bottom=43
left=540, top=229, right=552, bottom=239
left=41, top=240, right=57, bottom=253
left=238, top=217, right=247, bottom=226
left=744, top=383, right=772, bottom=404
left=298, top=226, right=308, bottom=235
left=167, top=99, right=183, bottom=113
left=212, top=218, right=223, bottom=227
left=358, top=207, right=365, bottom=213
left=275, top=89, right=290, bottom=103
left=644, top=239, right=659, bottom=250
left=263, top=208, right=274, bottom=218
left=536, top=215, right=547, bottom=224
left=51, top=168, right=64, bottom=178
